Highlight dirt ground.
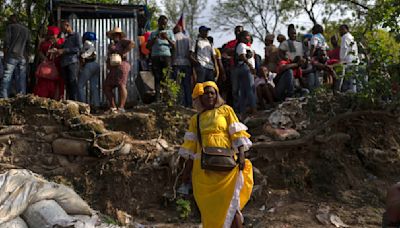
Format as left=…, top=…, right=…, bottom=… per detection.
left=0, top=94, right=399, bottom=227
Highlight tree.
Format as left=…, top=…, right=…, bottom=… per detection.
left=0, top=0, right=48, bottom=41
left=279, top=0, right=371, bottom=26
left=128, top=0, right=160, bottom=30
left=212, top=0, right=283, bottom=42
left=162, top=0, right=207, bottom=38
left=367, top=0, right=400, bottom=34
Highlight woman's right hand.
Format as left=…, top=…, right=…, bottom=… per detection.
left=181, top=159, right=193, bottom=183
left=238, top=147, right=246, bottom=170
left=249, top=66, right=257, bottom=75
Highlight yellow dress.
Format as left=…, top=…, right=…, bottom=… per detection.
left=179, top=105, right=254, bottom=228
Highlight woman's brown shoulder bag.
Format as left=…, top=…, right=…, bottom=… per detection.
left=197, top=113, right=237, bottom=171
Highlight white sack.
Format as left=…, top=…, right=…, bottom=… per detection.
left=0, top=217, right=28, bottom=228
left=0, top=169, right=92, bottom=225
left=22, top=200, right=75, bottom=228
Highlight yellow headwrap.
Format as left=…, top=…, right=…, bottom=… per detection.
left=192, top=81, right=219, bottom=99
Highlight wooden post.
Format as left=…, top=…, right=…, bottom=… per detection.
left=57, top=6, right=61, bottom=27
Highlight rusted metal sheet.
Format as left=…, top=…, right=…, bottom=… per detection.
left=70, top=17, right=139, bottom=105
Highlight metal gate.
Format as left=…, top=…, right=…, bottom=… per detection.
left=70, top=18, right=140, bottom=106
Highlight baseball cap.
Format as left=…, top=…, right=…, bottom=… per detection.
left=83, top=32, right=97, bottom=41
left=199, top=26, right=211, bottom=32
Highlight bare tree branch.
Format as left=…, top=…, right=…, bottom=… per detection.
left=343, top=0, right=369, bottom=10
left=212, top=0, right=281, bottom=42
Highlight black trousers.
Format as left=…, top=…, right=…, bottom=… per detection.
left=151, top=56, right=172, bottom=100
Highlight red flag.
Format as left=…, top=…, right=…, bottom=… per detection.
left=176, top=13, right=185, bottom=33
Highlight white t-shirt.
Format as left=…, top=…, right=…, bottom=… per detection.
left=279, top=40, right=304, bottom=60
left=173, top=32, right=191, bottom=66
left=340, top=32, right=359, bottom=65
left=236, top=43, right=255, bottom=68
left=190, top=37, right=216, bottom=70
left=310, top=33, right=328, bottom=50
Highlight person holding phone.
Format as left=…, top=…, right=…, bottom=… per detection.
left=147, top=15, right=176, bottom=102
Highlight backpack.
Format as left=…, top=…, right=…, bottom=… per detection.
left=233, top=42, right=241, bottom=67
left=194, top=39, right=214, bottom=60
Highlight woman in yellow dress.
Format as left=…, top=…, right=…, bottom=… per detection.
left=179, top=81, right=254, bottom=228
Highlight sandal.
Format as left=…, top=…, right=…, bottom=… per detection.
left=118, top=108, right=126, bottom=113
left=105, top=107, right=118, bottom=114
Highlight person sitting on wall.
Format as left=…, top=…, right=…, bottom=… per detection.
left=274, top=49, right=305, bottom=101
left=255, top=65, right=275, bottom=109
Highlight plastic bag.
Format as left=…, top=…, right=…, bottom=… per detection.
left=35, top=59, right=59, bottom=80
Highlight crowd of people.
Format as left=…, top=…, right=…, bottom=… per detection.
left=141, top=16, right=362, bottom=119
left=0, top=14, right=362, bottom=117
left=0, top=15, right=135, bottom=113
left=0, top=13, right=377, bottom=228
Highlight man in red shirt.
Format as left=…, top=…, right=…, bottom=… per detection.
left=222, top=25, right=244, bottom=111
left=327, top=35, right=340, bottom=61
left=274, top=49, right=304, bottom=101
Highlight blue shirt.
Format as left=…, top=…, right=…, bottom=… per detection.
left=60, top=32, right=82, bottom=67
left=149, top=29, right=175, bottom=57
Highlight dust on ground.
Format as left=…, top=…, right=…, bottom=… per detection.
left=0, top=94, right=399, bottom=227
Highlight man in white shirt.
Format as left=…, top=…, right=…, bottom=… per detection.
left=236, top=30, right=257, bottom=115
left=279, top=24, right=304, bottom=61
left=339, top=24, right=360, bottom=92
left=172, top=25, right=192, bottom=107
left=190, top=26, right=217, bottom=82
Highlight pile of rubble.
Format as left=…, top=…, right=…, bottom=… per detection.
left=0, top=95, right=191, bottom=226
left=0, top=94, right=400, bottom=227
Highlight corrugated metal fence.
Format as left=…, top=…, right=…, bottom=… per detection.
left=70, top=17, right=140, bottom=105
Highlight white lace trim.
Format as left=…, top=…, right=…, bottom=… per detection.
left=232, top=137, right=252, bottom=152
left=183, top=132, right=197, bottom=141
left=178, top=148, right=200, bottom=160
left=223, top=170, right=244, bottom=228
left=229, top=122, right=248, bottom=135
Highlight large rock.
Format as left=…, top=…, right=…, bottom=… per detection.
left=264, top=125, right=300, bottom=141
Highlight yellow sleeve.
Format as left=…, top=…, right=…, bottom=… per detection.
left=215, top=48, right=222, bottom=59
left=224, top=105, right=252, bottom=152
left=179, top=115, right=199, bottom=159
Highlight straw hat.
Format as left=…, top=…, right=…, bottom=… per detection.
left=106, top=27, right=126, bottom=38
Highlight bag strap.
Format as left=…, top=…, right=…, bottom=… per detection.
left=194, top=39, right=199, bottom=57
left=196, top=113, right=203, bottom=149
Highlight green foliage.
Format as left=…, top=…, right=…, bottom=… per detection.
left=80, top=0, right=122, bottom=3
left=176, top=198, right=191, bottom=219
left=128, top=0, right=160, bottom=30
left=103, top=215, right=119, bottom=225
left=350, top=29, right=400, bottom=105
left=364, top=29, right=400, bottom=72
left=0, top=0, right=48, bottom=48
left=161, top=67, right=182, bottom=107
left=367, top=0, right=400, bottom=34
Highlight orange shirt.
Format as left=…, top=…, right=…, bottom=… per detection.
left=139, top=36, right=150, bottom=56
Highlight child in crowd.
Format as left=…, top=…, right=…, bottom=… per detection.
left=255, top=65, right=275, bottom=109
